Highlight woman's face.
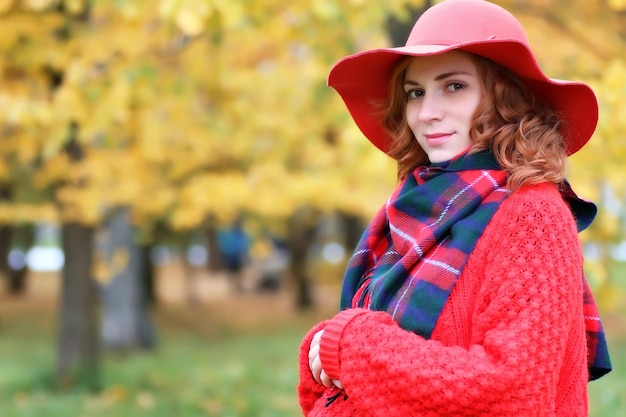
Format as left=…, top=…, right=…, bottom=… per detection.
left=403, top=51, right=483, bottom=163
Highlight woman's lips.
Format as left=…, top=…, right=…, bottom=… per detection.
left=424, top=133, right=452, bottom=146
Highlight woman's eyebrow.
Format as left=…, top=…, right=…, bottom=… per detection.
left=404, top=71, right=473, bottom=86
left=434, top=71, right=472, bottom=81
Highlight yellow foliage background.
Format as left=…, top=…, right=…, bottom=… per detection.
left=0, top=0, right=625, bottom=293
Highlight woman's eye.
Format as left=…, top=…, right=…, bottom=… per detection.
left=446, top=82, right=465, bottom=92
left=406, top=89, right=424, bottom=99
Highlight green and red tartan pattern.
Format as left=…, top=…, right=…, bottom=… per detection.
left=582, top=275, right=612, bottom=380
left=340, top=150, right=611, bottom=381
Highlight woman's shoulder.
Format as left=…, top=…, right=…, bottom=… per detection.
left=486, top=182, right=580, bottom=242
left=473, top=181, right=583, bottom=279
left=500, top=182, right=574, bottom=219
left=507, top=181, right=564, bottom=201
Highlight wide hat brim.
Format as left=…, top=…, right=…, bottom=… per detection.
left=328, top=40, right=598, bottom=156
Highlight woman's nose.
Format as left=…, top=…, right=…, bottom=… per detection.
left=417, top=93, right=444, bottom=122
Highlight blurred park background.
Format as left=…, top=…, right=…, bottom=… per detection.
left=0, top=0, right=624, bottom=416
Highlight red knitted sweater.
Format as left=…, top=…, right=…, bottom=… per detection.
left=298, top=183, right=589, bottom=416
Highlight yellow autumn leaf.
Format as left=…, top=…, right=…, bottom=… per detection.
left=608, top=0, right=626, bottom=11
left=0, top=158, right=8, bottom=180
left=0, top=203, right=57, bottom=224
left=213, top=0, right=244, bottom=28
left=593, top=282, right=622, bottom=312
left=32, top=154, right=70, bottom=189
left=23, top=0, right=57, bottom=12
left=175, top=0, right=211, bottom=36
left=118, top=2, right=141, bottom=22
left=585, top=261, right=608, bottom=287
left=134, top=185, right=177, bottom=218
left=112, top=248, right=129, bottom=273
left=137, top=109, right=166, bottom=163
left=311, top=0, right=339, bottom=20
left=0, top=0, right=14, bottom=14
left=158, top=0, right=178, bottom=19
left=52, top=85, right=87, bottom=123
left=92, top=253, right=112, bottom=283
left=63, top=0, right=84, bottom=15
left=170, top=205, right=206, bottom=231
left=56, top=185, right=104, bottom=225
left=99, top=385, right=129, bottom=404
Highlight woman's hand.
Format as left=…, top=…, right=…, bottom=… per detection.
left=308, top=329, right=343, bottom=389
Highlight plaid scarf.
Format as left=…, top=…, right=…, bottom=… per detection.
left=341, top=150, right=611, bottom=380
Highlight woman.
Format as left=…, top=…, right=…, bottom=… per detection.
left=298, top=1, right=611, bottom=416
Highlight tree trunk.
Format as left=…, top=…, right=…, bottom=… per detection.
left=56, top=222, right=100, bottom=390
left=140, top=243, right=157, bottom=307
left=6, top=224, right=34, bottom=294
left=0, top=225, right=12, bottom=290
left=98, top=208, right=156, bottom=351
left=7, top=264, right=28, bottom=294
left=287, top=208, right=319, bottom=310
left=0, top=184, right=31, bottom=295
left=339, top=211, right=365, bottom=253
left=205, top=216, right=222, bottom=271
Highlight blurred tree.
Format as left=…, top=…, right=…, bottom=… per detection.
left=0, top=187, right=33, bottom=294
left=287, top=206, right=319, bottom=309
left=57, top=222, right=99, bottom=390
left=96, top=208, right=156, bottom=351
left=0, top=0, right=624, bottom=387
left=0, top=0, right=410, bottom=385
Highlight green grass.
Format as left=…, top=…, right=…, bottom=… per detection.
left=0, top=294, right=624, bottom=417
left=0, top=298, right=313, bottom=417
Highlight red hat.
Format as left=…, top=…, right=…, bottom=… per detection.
left=328, top=0, right=598, bottom=156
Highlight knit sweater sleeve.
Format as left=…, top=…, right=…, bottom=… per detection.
left=297, top=320, right=330, bottom=414
left=318, top=185, right=586, bottom=416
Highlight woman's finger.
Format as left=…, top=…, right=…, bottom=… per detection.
left=308, top=340, right=320, bottom=367
left=310, top=355, right=323, bottom=384
left=320, top=369, right=332, bottom=388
